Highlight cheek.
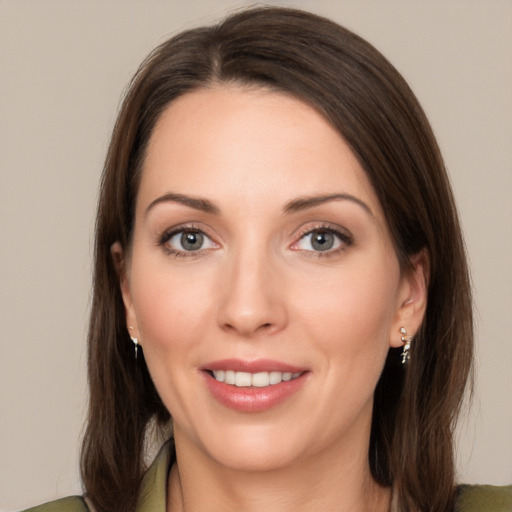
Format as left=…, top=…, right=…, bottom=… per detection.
left=129, top=259, right=214, bottom=359
left=128, top=260, right=216, bottom=421
left=295, top=255, right=400, bottom=361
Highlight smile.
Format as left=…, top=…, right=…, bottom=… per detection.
left=202, top=359, right=308, bottom=412
left=210, top=370, right=302, bottom=387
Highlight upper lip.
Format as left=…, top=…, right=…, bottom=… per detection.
left=202, top=358, right=307, bottom=373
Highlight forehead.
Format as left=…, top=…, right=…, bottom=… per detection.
left=139, top=85, right=382, bottom=218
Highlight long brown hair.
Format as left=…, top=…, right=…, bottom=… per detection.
left=81, top=7, right=473, bottom=512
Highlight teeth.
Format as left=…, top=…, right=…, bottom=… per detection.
left=269, top=371, right=282, bottom=385
left=235, top=371, right=252, bottom=387
left=211, top=370, right=302, bottom=387
left=252, top=372, right=270, bottom=387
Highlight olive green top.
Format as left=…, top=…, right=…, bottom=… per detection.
left=21, top=441, right=171, bottom=512
left=455, top=484, right=512, bottom=512
left=21, top=442, right=512, bottom=511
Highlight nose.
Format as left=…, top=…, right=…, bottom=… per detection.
left=217, top=248, right=287, bottom=338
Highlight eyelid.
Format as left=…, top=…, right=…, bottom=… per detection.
left=158, top=223, right=220, bottom=256
left=158, top=221, right=217, bottom=241
left=290, top=222, right=353, bottom=253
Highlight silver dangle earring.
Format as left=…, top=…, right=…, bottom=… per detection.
left=131, top=337, right=139, bottom=360
left=400, top=327, right=412, bottom=365
left=128, top=326, right=139, bottom=360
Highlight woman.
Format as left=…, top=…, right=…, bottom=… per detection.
left=23, top=6, right=511, bottom=512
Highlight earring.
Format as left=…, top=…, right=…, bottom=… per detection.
left=128, top=326, right=139, bottom=360
left=400, top=327, right=412, bottom=365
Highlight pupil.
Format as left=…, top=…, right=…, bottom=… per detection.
left=181, top=232, right=203, bottom=251
left=312, top=231, right=334, bottom=251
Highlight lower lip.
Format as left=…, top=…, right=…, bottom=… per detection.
left=203, top=372, right=308, bottom=412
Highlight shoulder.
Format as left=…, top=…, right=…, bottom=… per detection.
left=455, top=484, right=512, bottom=512
left=19, top=496, right=89, bottom=512
left=17, top=441, right=174, bottom=512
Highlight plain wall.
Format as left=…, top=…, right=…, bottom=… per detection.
left=1, top=0, right=511, bottom=510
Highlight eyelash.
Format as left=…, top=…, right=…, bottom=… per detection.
left=158, top=223, right=353, bottom=259
left=158, top=224, right=217, bottom=258
left=292, top=223, right=353, bottom=258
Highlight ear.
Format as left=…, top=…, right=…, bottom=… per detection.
left=111, top=241, right=139, bottom=338
left=389, top=249, right=429, bottom=348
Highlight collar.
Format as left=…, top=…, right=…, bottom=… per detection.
left=135, top=440, right=174, bottom=511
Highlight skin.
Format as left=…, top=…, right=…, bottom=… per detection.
left=115, top=86, right=428, bottom=512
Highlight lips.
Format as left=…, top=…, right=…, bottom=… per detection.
left=202, top=359, right=308, bottom=412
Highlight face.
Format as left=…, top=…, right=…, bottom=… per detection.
left=117, top=86, right=426, bottom=473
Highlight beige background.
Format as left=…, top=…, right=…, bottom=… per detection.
left=1, top=0, right=511, bottom=510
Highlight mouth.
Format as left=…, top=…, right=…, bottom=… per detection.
left=207, top=369, right=303, bottom=387
left=201, top=359, right=308, bottom=412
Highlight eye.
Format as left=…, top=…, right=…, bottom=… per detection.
left=162, top=228, right=217, bottom=255
left=293, top=227, right=351, bottom=253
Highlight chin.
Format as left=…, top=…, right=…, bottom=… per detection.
left=211, top=441, right=302, bottom=473
left=184, top=421, right=309, bottom=473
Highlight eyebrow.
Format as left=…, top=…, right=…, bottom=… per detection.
left=145, top=191, right=373, bottom=218
left=284, top=193, right=374, bottom=217
left=145, top=192, right=220, bottom=216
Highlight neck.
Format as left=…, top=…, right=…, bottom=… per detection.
left=167, top=429, right=391, bottom=512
